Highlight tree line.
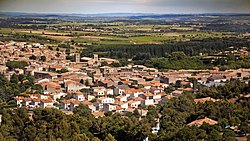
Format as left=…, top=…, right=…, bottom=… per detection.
left=81, top=37, right=250, bottom=59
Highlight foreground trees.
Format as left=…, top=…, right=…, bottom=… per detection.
left=0, top=79, right=249, bottom=140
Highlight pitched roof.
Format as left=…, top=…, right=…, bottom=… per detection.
left=188, top=117, right=218, bottom=126
left=41, top=99, right=53, bottom=103
left=92, top=112, right=105, bottom=118
left=194, top=97, right=216, bottom=104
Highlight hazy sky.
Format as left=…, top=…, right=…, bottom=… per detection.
left=0, top=0, right=250, bottom=14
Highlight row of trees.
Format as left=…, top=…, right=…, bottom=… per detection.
left=0, top=33, right=60, bottom=44
left=81, top=37, right=250, bottom=59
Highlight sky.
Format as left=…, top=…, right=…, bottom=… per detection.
left=0, top=0, right=250, bottom=14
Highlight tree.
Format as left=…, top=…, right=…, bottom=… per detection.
left=133, top=109, right=141, bottom=118
left=72, top=133, right=89, bottom=141
left=208, top=129, right=222, bottom=141
left=164, top=86, right=175, bottom=94
left=66, top=48, right=71, bottom=56
left=73, top=104, right=94, bottom=119
left=171, top=52, right=187, bottom=60
left=85, top=79, right=90, bottom=86
left=10, top=74, right=19, bottom=84
left=104, top=133, right=116, bottom=141
left=91, top=137, right=101, bottom=141
left=104, top=111, right=113, bottom=117
left=174, top=126, right=200, bottom=141
left=48, top=46, right=53, bottom=50
left=222, top=129, right=236, bottom=141
left=57, top=68, right=69, bottom=74
left=40, top=56, right=46, bottom=62
left=147, top=106, right=158, bottom=119
left=29, top=55, right=37, bottom=60
left=239, top=122, right=250, bottom=136
left=0, top=74, right=19, bottom=101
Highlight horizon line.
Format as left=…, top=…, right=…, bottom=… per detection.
left=1, top=11, right=250, bottom=15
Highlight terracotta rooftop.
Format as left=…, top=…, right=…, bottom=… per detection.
left=41, top=99, right=53, bottom=103
left=194, top=97, right=216, bottom=104
left=92, top=112, right=105, bottom=118
left=188, top=117, right=218, bottom=126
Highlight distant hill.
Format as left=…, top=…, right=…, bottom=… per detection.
left=0, top=12, right=250, bottom=21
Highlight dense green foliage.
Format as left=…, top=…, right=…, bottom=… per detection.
left=40, top=56, right=46, bottom=62
left=0, top=106, right=154, bottom=141
left=0, top=73, right=43, bottom=103
left=82, top=37, right=250, bottom=59
left=80, top=37, right=250, bottom=70
left=196, top=80, right=250, bottom=99
left=6, top=61, right=29, bottom=70
left=135, top=52, right=207, bottom=70
left=216, top=55, right=250, bottom=70
left=29, top=55, right=37, bottom=60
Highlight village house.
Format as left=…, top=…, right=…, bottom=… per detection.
left=132, top=65, right=147, bottom=72
left=49, top=92, right=67, bottom=101
left=97, top=97, right=115, bottom=104
left=49, top=65, right=64, bottom=72
left=34, top=71, right=58, bottom=80
left=98, top=79, right=115, bottom=88
left=207, top=75, right=227, bottom=83
left=91, top=87, right=106, bottom=96
left=30, top=99, right=41, bottom=108
left=115, top=95, right=128, bottom=102
left=117, top=101, right=129, bottom=109
left=99, top=57, right=119, bottom=64
left=60, top=99, right=73, bottom=110
left=160, top=75, right=186, bottom=84
left=129, top=77, right=145, bottom=85
left=14, top=96, right=25, bottom=107
left=114, top=85, right=130, bottom=95
left=40, top=99, right=54, bottom=108
left=69, top=100, right=95, bottom=111
left=100, top=66, right=116, bottom=74
left=94, top=97, right=115, bottom=110
left=22, top=98, right=33, bottom=107
left=140, top=93, right=155, bottom=106
left=171, top=90, right=183, bottom=97
left=127, top=97, right=144, bottom=109
left=72, top=92, right=85, bottom=101
left=103, top=103, right=117, bottom=112
left=62, top=72, right=93, bottom=85
left=126, top=88, right=144, bottom=99
left=64, top=79, right=87, bottom=92
left=40, top=81, right=61, bottom=94
left=106, top=88, right=114, bottom=95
